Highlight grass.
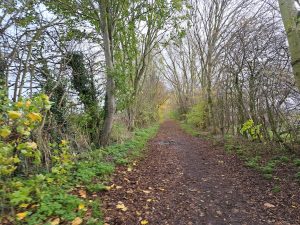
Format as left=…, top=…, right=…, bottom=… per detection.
left=2, top=125, right=159, bottom=224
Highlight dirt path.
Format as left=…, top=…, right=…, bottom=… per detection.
left=100, top=121, right=300, bottom=225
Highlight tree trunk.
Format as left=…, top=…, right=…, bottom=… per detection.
left=278, top=0, right=300, bottom=89
left=99, top=0, right=116, bottom=146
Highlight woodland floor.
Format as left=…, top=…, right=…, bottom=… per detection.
left=100, top=120, right=300, bottom=225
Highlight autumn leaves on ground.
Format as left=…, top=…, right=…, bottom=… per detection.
left=99, top=121, right=300, bottom=225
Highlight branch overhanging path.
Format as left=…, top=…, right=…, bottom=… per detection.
left=100, top=121, right=300, bottom=225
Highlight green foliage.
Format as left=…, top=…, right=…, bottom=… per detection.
left=75, top=162, right=114, bottom=184
left=1, top=123, right=158, bottom=223
left=186, top=102, right=208, bottom=129
left=272, top=185, right=281, bottom=193
left=86, top=183, right=107, bottom=193
left=293, top=158, right=300, bottom=166
left=245, top=156, right=261, bottom=169
left=240, top=119, right=263, bottom=141
left=26, top=188, right=83, bottom=224
left=295, top=171, right=300, bottom=180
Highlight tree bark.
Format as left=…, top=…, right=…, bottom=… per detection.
left=99, top=0, right=116, bottom=146
left=278, top=0, right=300, bottom=89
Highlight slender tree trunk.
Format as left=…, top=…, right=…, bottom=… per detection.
left=278, top=0, right=300, bottom=89
left=99, top=0, right=116, bottom=146
left=0, top=53, right=6, bottom=90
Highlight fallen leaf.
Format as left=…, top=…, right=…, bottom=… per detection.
left=143, top=190, right=150, bottom=194
left=105, top=186, right=112, bottom=191
left=116, top=186, right=122, bottom=189
left=264, top=203, right=275, bottom=208
left=146, top=199, right=152, bottom=202
left=127, top=167, right=133, bottom=172
left=19, top=203, right=29, bottom=208
left=116, top=202, right=128, bottom=211
left=50, top=218, right=60, bottom=225
left=30, top=204, right=38, bottom=208
left=16, top=212, right=28, bottom=220
left=78, top=203, right=86, bottom=210
left=141, top=219, right=149, bottom=224
left=136, top=211, right=142, bottom=216
left=78, top=189, right=87, bottom=198
left=126, top=189, right=134, bottom=194
left=71, top=217, right=83, bottom=225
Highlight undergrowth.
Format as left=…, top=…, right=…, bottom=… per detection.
left=1, top=125, right=159, bottom=224
left=180, top=121, right=300, bottom=184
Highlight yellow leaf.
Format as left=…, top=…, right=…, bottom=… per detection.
left=142, top=190, right=150, bottom=194
left=141, top=220, right=149, bottom=225
left=15, top=102, right=23, bottom=108
left=27, top=112, right=42, bottom=122
left=105, top=186, right=112, bottom=191
left=19, top=203, right=29, bottom=208
left=0, top=127, right=11, bottom=138
left=116, top=186, right=122, bottom=189
left=78, top=203, right=85, bottom=210
left=146, top=199, right=152, bottom=202
left=127, top=167, right=132, bottom=172
left=116, top=202, right=128, bottom=211
left=8, top=111, right=22, bottom=119
left=25, top=101, right=31, bottom=108
left=50, top=218, right=60, bottom=225
left=41, top=94, right=49, bottom=101
left=61, top=140, right=68, bottom=146
left=26, top=142, right=38, bottom=149
left=16, top=211, right=28, bottom=220
left=71, top=217, right=83, bottom=225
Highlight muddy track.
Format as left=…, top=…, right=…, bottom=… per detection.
left=100, top=120, right=300, bottom=225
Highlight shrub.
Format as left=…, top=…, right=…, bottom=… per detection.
left=240, top=119, right=263, bottom=141
left=186, top=101, right=208, bottom=128
left=0, top=91, right=51, bottom=177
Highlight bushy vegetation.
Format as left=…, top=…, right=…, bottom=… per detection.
left=0, top=91, right=158, bottom=224
left=186, top=101, right=208, bottom=129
